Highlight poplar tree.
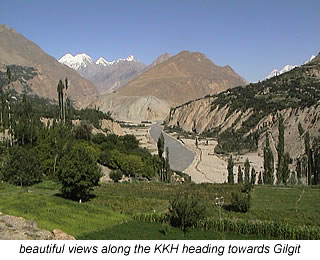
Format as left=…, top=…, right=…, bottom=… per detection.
left=164, top=147, right=171, bottom=182
left=57, top=79, right=64, bottom=121
left=157, top=133, right=165, bottom=182
left=296, top=158, right=302, bottom=184
left=304, top=132, right=312, bottom=185
left=312, top=137, right=320, bottom=185
left=244, top=158, right=250, bottom=184
left=227, top=155, right=234, bottom=184
left=281, top=152, right=291, bottom=185
left=237, top=166, right=243, bottom=184
left=251, top=167, right=256, bottom=184
left=263, top=133, right=274, bottom=185
left=64, top=77, right=68, bottom=123
left=258, top=172, right=263, bottom=184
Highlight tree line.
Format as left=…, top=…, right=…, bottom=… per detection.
left=227, top=114, right=320, bottom=186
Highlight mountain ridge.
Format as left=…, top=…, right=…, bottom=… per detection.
left=114, top=50, right=247, bottom=105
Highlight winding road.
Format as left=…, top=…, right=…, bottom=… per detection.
left=149, top=124, right=194, bottom=172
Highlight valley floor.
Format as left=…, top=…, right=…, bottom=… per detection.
left=123, top=123, right=265, bottom=184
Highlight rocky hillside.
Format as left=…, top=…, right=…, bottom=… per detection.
left=92, top=94, right=172, bottom=121
left=166, top=53, right=320, bottom=161
left=0, top=25, right=98, bottom=107
left=0, top=211, right=75, bottom=240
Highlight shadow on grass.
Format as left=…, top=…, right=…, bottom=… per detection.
left=54, top=193, right=97, bottom=202
left=77, top=220, right=259, bottom=240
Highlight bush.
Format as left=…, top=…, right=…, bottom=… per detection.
left=73, top=121, right=92, bottom=141
left=109, top=169, right=123, bottom=182
left=57, top=143, right=102, bottom=201
left=167, top=193, right=206, bottom=234
left=230, top=192, right=251, bottom=213
left=1, top=146, right=42, bottom=186
left=241, top=183, right=253, bottom=193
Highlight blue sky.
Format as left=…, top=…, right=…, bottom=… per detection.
left=1, top=0, right=319, bottom=82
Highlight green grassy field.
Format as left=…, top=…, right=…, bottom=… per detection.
left=0, top=181, right=319, bottom=239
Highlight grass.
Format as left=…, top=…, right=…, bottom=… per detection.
left=0, top=181, right=319, bottom=239
left=0, top=183, right=128, bottom=238
left=78, top=220, right=264, bottom=240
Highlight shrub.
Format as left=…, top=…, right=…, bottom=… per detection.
left=241, top=183, right=253, bottom=193
left=73, top=121, right=92, bottom=141
left=167, top=193, right=206, bottom=234
left=110, top=169, right=123, bottom=182
left=1, top=146, right=42, bottom=186
left=230, top=191, right=251, bottom=213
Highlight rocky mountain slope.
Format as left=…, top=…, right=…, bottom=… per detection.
left=92, top=95, right=172, bottom=121
left=0, top=25, right=98, bottom=107
left=115, top=50, right=247, bottom=104
left=92, top=51, right=246, bottom=121
left=166, top=53, right=320, bottom=162
left=59, top=53, right=146, bottom=94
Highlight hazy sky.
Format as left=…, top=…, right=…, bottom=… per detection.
left=1, top=0, right=319, bottom=82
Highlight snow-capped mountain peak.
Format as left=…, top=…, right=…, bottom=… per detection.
left=59, top=53, right=94, bottom=70
left=96, top=57, right=115, bottom=66
left=264, top=54, right=316, bottom=80
left=304, top=55, right=316, bottom=64
left=59, top=53, right=138, bottom=70
left=265, top=64, right=297, bottom=79
left=116, top=55, right=137, bottom=63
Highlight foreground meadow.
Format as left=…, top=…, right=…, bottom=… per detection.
left=0, top=181, right=319, bottom=239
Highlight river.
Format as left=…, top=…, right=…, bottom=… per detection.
left=149, top=124, right=194, bottom=172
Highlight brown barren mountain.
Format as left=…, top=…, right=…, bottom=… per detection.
left=114, top=50, right=247, bottom=104
left=0, top=25, right=98, bottom=107
left=92, top=51, right=247, bottom=121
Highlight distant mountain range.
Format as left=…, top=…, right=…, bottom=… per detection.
left=265, top=55, right=316, bottom=79
left=91, top=50, right=247, bottom=121
left=0, top=25, right=98, bottom=107
left=59, top=53, right=146, bottom=94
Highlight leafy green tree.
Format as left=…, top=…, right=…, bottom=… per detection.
left=237, top=166, right=243, bottom=184
left=244, top=158, right=250, bottom=184
left=227, top=155, right=234, bottom=184
left=167, top=193, right=206, bottom=234
left=263, top=133, right=274, bottom=185
left=1, top=146, right=42, bottom=186
left=122, top=134, right=139, bottom=151
left=57, top=143, right=102, bottom=201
